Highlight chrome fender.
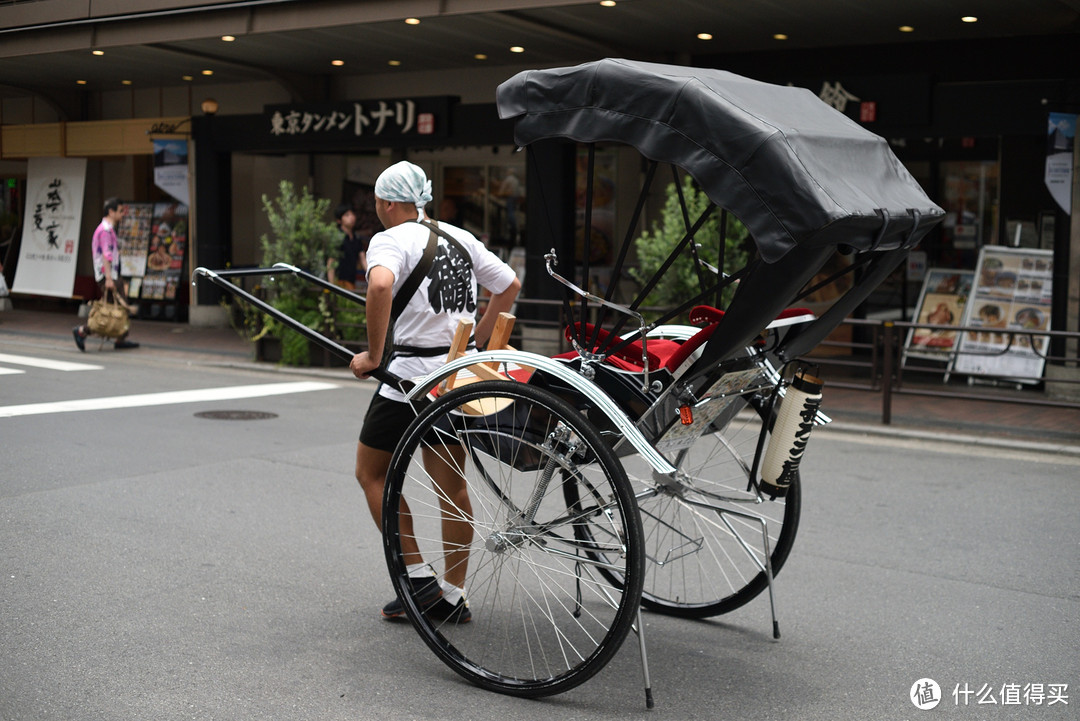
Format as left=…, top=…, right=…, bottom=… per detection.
left=404, top=349, right=677, bottom=475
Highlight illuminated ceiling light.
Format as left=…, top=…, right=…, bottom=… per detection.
left=388, top=60, right=402, bottom=66
left=474, top=53, right=488, bottom=60
left=201, top=69, right=214, bottom=75
left=76, top=80, right=87, bottom=85
left=899, top=25, right=914, bottom=33
left=697, top=33, right=713, bottom=40
left=405, top=17, right=420, bottom=25
left=961, top=16, right=978, bottom=23
left=600, top=1, right=617, bottom=6
left=182, top=75, right=194, bottom=81
left=773, top=33, right=788, bottom=40
left=92, top=50, right=105, bottom=56
left=121, top=80, right=132, bottom=85
left=510, top=46, right=525, bottom=53
left=331, top=59, right=345, bottom=66
left=221, top=35, right=235, bottom=42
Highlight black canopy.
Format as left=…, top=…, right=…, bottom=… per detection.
left=497, top=59, right=943, bottom=263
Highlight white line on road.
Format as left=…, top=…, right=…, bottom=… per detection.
left=0, top=381, right=338, bottom=418
left=0, top=367, right=25, bottom=375
left=0, top=353, right=104, bottom=372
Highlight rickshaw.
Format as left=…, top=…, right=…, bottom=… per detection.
left=195, top=59, right=943, bottom=707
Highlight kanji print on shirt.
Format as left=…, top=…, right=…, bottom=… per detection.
left=426, top=243, right=475, bottom=314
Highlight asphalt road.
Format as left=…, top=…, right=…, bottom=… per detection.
left=1, top=338, right=1077, bottom=721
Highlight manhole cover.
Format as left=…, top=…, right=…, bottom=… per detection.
left=194, top=410, right=279, bottom=421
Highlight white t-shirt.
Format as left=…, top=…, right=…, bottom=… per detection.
left=366, top=220, right=517, bottom=401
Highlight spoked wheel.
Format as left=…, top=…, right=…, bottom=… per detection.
left=383, top=380, right=645, bottom=698
left=620, top=392, right=800, bottom=619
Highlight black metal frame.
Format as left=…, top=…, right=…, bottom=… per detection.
left=191, top=262, right=406, bottom=389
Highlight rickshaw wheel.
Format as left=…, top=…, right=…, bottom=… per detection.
left=383, top=380, right=645, bottom=698
left=613, top=393, right=800, bottom=618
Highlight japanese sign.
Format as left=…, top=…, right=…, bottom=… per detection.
left=1044, top=112, right=1076, bottom=214
left=261, top=96, right=451, bottom=149
left=953, top=246, right=1053, bottom=381
left=12, top=157, right=88, bottom=298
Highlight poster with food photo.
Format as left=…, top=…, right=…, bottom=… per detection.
left=953, top=246, right=1053, bottom=381
left=904, top=269, right=974, bottom=362
left=118, top=203, right=153, bottom=279
left=141, top=202, right=188, bottom=300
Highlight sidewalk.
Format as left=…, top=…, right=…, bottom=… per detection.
left=2, top=306, right=1078, bottom=455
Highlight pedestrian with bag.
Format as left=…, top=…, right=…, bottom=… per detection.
left=349, top=161, right=520, bottom=623
left=73, top=197, right=138, bottom=350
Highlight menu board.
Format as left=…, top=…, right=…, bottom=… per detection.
left=952, top=246, right=1053, bottom=381
left=117, top=203, right=153, bottom=277
left=903, top=269, right=974, bottom=363
left=133, top=202, right=188, bottom=300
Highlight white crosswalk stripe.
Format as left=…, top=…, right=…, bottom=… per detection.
left=0, top=353, right=103, bottom=372
left=0, top=381, right=338, bottom=418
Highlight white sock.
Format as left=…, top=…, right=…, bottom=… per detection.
left=407, top=563, right=433, bottom=579
left=439, top=580, right=465, bottom=606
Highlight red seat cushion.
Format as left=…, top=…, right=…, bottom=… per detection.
left=565, top=323, right=662, bottom=368
left=560, top=307, right=814, bottom=375
left=689, top=305, right=725, bottom=326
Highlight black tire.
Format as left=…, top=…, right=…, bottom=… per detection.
left=383, top=380, right=645, bottom=698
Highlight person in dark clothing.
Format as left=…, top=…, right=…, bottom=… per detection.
left=327, top=203, right=368, bottom=291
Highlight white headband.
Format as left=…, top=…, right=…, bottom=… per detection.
left=374, top=161, right=432, bottom=217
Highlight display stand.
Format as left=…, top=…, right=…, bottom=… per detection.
left=128, top=202, right=188, bottom=320
left=902, top=268, right=974, bottom=381
left=951, top=246, right=1053, bottom=384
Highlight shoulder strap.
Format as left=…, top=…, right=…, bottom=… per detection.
left=416, top=219, right=472, bottom=268
left=390, top=226, right=437, bottom=321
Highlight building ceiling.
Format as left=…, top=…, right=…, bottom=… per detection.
left=1, top=0, right=1078, bottom=110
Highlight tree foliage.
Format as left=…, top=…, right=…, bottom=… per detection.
left=630, top=176, right=749, bottom=315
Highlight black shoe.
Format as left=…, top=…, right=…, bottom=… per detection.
left=381, top=576, right=442, bottom=620
left=114, top=339, right=140, bottom=349
left=425, top=596, right=471, bottom=624
left=72, top=327, right=86, bottom=352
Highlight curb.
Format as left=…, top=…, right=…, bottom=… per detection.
left=820, top=421, right=1080, bottom=458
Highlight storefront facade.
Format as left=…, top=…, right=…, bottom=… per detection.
left=1, top=29, right=1077, bottom=363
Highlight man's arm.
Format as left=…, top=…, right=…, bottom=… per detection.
left=474, top=276, right=521, bottom=349
left=349, top=265, right=394, bottom=379
left=102, top=258, right=116, bottom=291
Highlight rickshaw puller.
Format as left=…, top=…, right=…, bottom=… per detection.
left=350, top=161, right=520, bottom=623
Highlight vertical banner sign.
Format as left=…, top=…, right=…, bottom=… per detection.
left=153, top=139, right=190, bottom=206
left=12, top=157, right=88, bottom=298
left=1044, top=113, right=1075, bottom=214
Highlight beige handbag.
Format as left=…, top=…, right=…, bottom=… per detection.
left=87, top=288, right=130, bottom=338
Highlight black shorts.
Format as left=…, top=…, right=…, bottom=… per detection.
left=359, top=388, right=462, bottom=453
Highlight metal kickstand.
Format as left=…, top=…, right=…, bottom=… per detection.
left=634, top=604, right=655, bottom=709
